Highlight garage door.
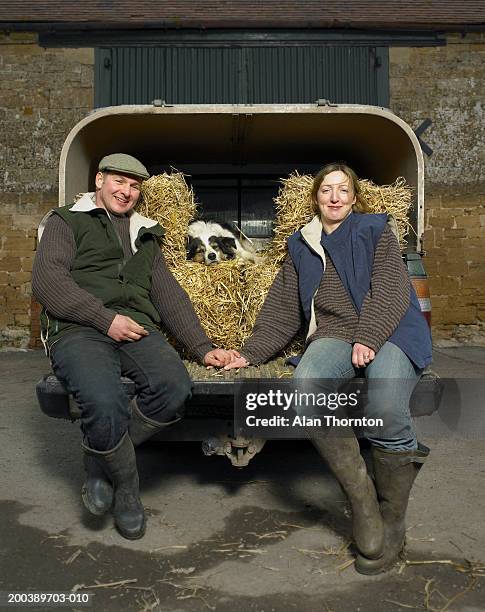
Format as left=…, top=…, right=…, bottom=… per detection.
left=95, top=46, right=388, bottom=107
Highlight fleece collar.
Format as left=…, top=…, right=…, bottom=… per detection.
left=38, top=192, right=158, bottom=253
left=296, top=215, right=326, bottom=340
left=299, top=215, right=327, bottom=267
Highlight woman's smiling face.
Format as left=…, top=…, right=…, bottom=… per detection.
left=316, top=170, right=356, bottom=233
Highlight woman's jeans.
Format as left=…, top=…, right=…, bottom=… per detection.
left=50, top=329, right=192, bottom=452
left=294, top=338, right=421, bottom=451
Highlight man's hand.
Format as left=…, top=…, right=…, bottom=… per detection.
left=107, top=314, right=149, bottom=342
left=223, top=355, right=250, bottom=370
left=352, top=342, right=375, bottom=368
left=203, top=348, right=241, bottom=368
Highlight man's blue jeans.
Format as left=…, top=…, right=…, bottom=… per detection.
left=294, top=338, right=421, bottom=451
left=50, top=329, right=192, bottom=452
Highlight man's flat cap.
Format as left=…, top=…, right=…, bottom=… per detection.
left=98, top=153, right=150, bottom=180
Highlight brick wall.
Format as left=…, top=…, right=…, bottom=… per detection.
left=390, top=33, right=485, bottom=344
left=0, top=33, right=94, bottom=347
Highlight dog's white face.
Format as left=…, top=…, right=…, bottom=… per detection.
left=187, top=220, right=261, bottom=265
left=187, top=221, right=238, bottom=264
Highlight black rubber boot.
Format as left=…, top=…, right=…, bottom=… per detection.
left=129, top=400, right=181, bottom=447
left=312, top=429, right=384, bottom=560
left=83, top=434, right=146, bottom=540
left=355, top=443, right=430, bottom=575
left=81, top=453, right=113, bottom=516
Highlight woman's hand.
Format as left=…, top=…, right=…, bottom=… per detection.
left=223, top=355, right=250, bottom=370
left=352, top=343, right=375, bottom=368
left=203, top=348, right=241, bottom=368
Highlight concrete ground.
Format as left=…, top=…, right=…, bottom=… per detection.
left=0, top=347, right=484, bottom=612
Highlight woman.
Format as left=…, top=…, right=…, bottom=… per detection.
left=226, top=163, right=432, bottom=574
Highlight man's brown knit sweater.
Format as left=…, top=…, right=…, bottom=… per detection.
left=32, top=213, right=213, bottom=362
left=241, top=226, right=410, bottom=365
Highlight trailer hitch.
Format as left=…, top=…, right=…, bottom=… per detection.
left=202, top=436, right=266, bottom=468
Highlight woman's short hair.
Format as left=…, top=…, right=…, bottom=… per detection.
left=311, top=163, right=371, bottom=214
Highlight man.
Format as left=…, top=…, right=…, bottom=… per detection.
left=33, top=153, right=235, bottom=539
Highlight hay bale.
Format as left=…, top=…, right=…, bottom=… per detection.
left=359, top=177, right=413, bottom=249
left=138, top=171, right=253, bottom=349
left=138, top=171, right=275, bottom=350
left=241, top=261, right=280, bottom=334
left=267, top=172, right=314, bottom=263
left=137, top=171, right=196, bottom=267
left=170, top=260, right=248, bottom=349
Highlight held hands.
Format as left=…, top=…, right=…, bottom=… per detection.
left=203, top=348, right=242, bottom=368
left=223, top=354, right=250, bottom=370
left=352, top=342, right=375, bottom=368
left=108, top=314, right=149, bottom=342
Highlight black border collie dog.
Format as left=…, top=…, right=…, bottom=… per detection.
left=187, top=220, right=260, bottom=264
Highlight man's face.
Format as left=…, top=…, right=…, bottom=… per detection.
left=95, top=172, right=142, bottom=215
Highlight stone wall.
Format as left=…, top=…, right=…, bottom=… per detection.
left=0, top=31, right=484, bottom=347
left=390, top=33, right=485, bottom=344
left=0, top=33, right=94, bottom=347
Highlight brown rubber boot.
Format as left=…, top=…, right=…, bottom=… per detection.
left=355, top=443, right=430, bottom=575
left=128, top=400, right=181, bottom=447
left=83, top=433, right=146, bottom=540
left=312, top=429, right=384, bottom=560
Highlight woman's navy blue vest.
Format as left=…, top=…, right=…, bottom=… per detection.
left=287, top=213, right=432, bottom=369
